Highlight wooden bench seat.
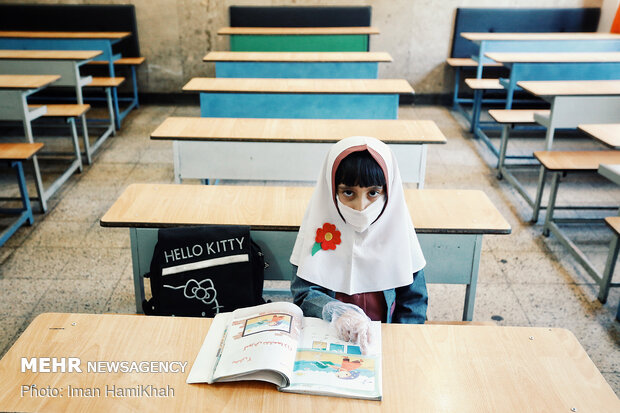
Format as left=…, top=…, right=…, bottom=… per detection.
left=605, top=216, right=620, bottom=235
left=464, top=78, right=504, bottom=90
left=85, top=77, right=125, bottom=88
left=446, top=57, right=502, bottom=67
left=534, top=150, right=620, bottom=171
left=0, top=142, right=43, bottom=160
left=489, top=109, right=551, bottom=124
left=87, top=57, right=145, bottom=65
left=28, top=104, right=90, bottom=117
left=579, top=123, right=620, bottom=149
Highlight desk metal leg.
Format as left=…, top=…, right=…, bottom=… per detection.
left=0, top=161, right=34, bottom=247
left=452, top=67, right=461, bottom=111
left=599, top=207, right=620, bottom=304
left=496, top=124, right=510, bottom=173
left=130, top=228, right=152, bottom=314
left=463, top=234, right=482, bottom=321
left=13, top=161, right=33, bottom=226
left=599, top=234, right=619, bottom=304
left=531, top=166, right=547, bottom=223
left=131, top=66, right=139, bottom=109
left=470, top=89, right=482, bottom=134
left=21, top=117, right=46, bottom=213
left=173, top=141, right=182, bottom=184
left=80, top=113, right=92, bottom=165
left=542, top=172, right=560, bottom=237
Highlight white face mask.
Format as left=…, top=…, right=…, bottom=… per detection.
left=336, top=195, right=386, bottom=232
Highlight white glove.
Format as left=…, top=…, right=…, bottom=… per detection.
left=322, top=301, right=372, bottom=354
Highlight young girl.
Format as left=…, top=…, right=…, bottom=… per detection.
left=290, top=136, right=428, bottom=351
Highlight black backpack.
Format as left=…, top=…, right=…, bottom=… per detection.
left=143, top=225, right=266, bottom=317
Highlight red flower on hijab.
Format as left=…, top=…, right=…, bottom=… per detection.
left=313, top=223, right=341, bottom=255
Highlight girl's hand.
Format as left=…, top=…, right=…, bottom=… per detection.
left=322, top=302, right=372, bottom=354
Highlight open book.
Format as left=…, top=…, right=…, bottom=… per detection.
left=187, top=301, right=382, bottom=400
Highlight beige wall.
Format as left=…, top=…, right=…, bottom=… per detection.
left=2, top=0, right=603, bottom=95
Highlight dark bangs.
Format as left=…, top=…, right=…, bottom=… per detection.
left=335, top=150, right=386, bottom=187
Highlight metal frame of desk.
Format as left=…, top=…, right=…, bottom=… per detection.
left=0, top=34, right=134, bottom=129
left=0, top=54, right=114, bottom=164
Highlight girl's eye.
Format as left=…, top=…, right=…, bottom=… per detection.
left=343, top=190, right=354, bottom=197
left=368, top=191, right=379, bottom=197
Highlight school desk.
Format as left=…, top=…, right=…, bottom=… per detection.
left=100, top=184, right=511, bottom=320
left=0, top=31, right=132, bottom=129
left=535, top=152, right=620, bottom=306
left=460, top=32, right=620, bottom=78
left=0, top=49, right=114, bottom=164
left=0, top=312, right=618, bottom=412
left=0, top=74, right=61, bottom=212
left=470, top=52, right=620, bottom=142
left=218, top=26, right=380, bottom=52
left=598, top=164, right=620, bottom=321
left=182, top=78, right=413, bottom=119
left=579, top=123, right=620, bottom=150
left=204, top=51, right=391, bottom=79
left=501, top=80, right=620, bottom=222
left=150, top=117, right=446, bottom=186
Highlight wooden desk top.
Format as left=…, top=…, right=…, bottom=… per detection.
left=100, top=184, right=510, bottom=234
left=578, top=123, right=620, bottom=149
left=0, top=142, right=44, bottom=160
left=0, top=30, right=130, bottom=39
left=182, top=78, right=414, bottom=94
left=0, top=74, right=60, bottom=89
left=0, top=313, right=617, bottom=412
left=533, top=151, right=620, bottom=171
left=218, top=27, right=380, bottom=35
left=461, top=32, right=620, bottom=41
left=517, top=80, right=620, bottom=97
left=485, top=51, right=620, bottom=63
left=0, top=49, right=102, bottom=60
left=150, top=117, right=446, bottom=144
left=203, top=51, right=392, bottom=62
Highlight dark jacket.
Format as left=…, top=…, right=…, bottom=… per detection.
left=291, top=268, right=428, bottom=323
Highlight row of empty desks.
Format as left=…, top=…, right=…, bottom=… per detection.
left=461, top=32, right=620, bottom=78
left=0, top=49, right=116, bottom=164
left=100, top=183, right=511, bottom=320
left=218, top=26, right=380, bottom=52
left=487, top=80, right=620, bottom=222
left=0, top=74, right=76, bottom=212
left=150, top=117, right=446, bottom=186
left=0, top=30, right=132, bottom=129
left=0, top=312, right=618, bottom=412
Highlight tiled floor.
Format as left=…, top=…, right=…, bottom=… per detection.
left=0, top=103, right=619, bottom=395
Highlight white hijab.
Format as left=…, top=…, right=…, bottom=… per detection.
left=290, top=136, right=426, bottom=295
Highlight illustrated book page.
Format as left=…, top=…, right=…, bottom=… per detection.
left=283, top=317, right=382, bottom=400
left=187, top=301, right=303, bottom=387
